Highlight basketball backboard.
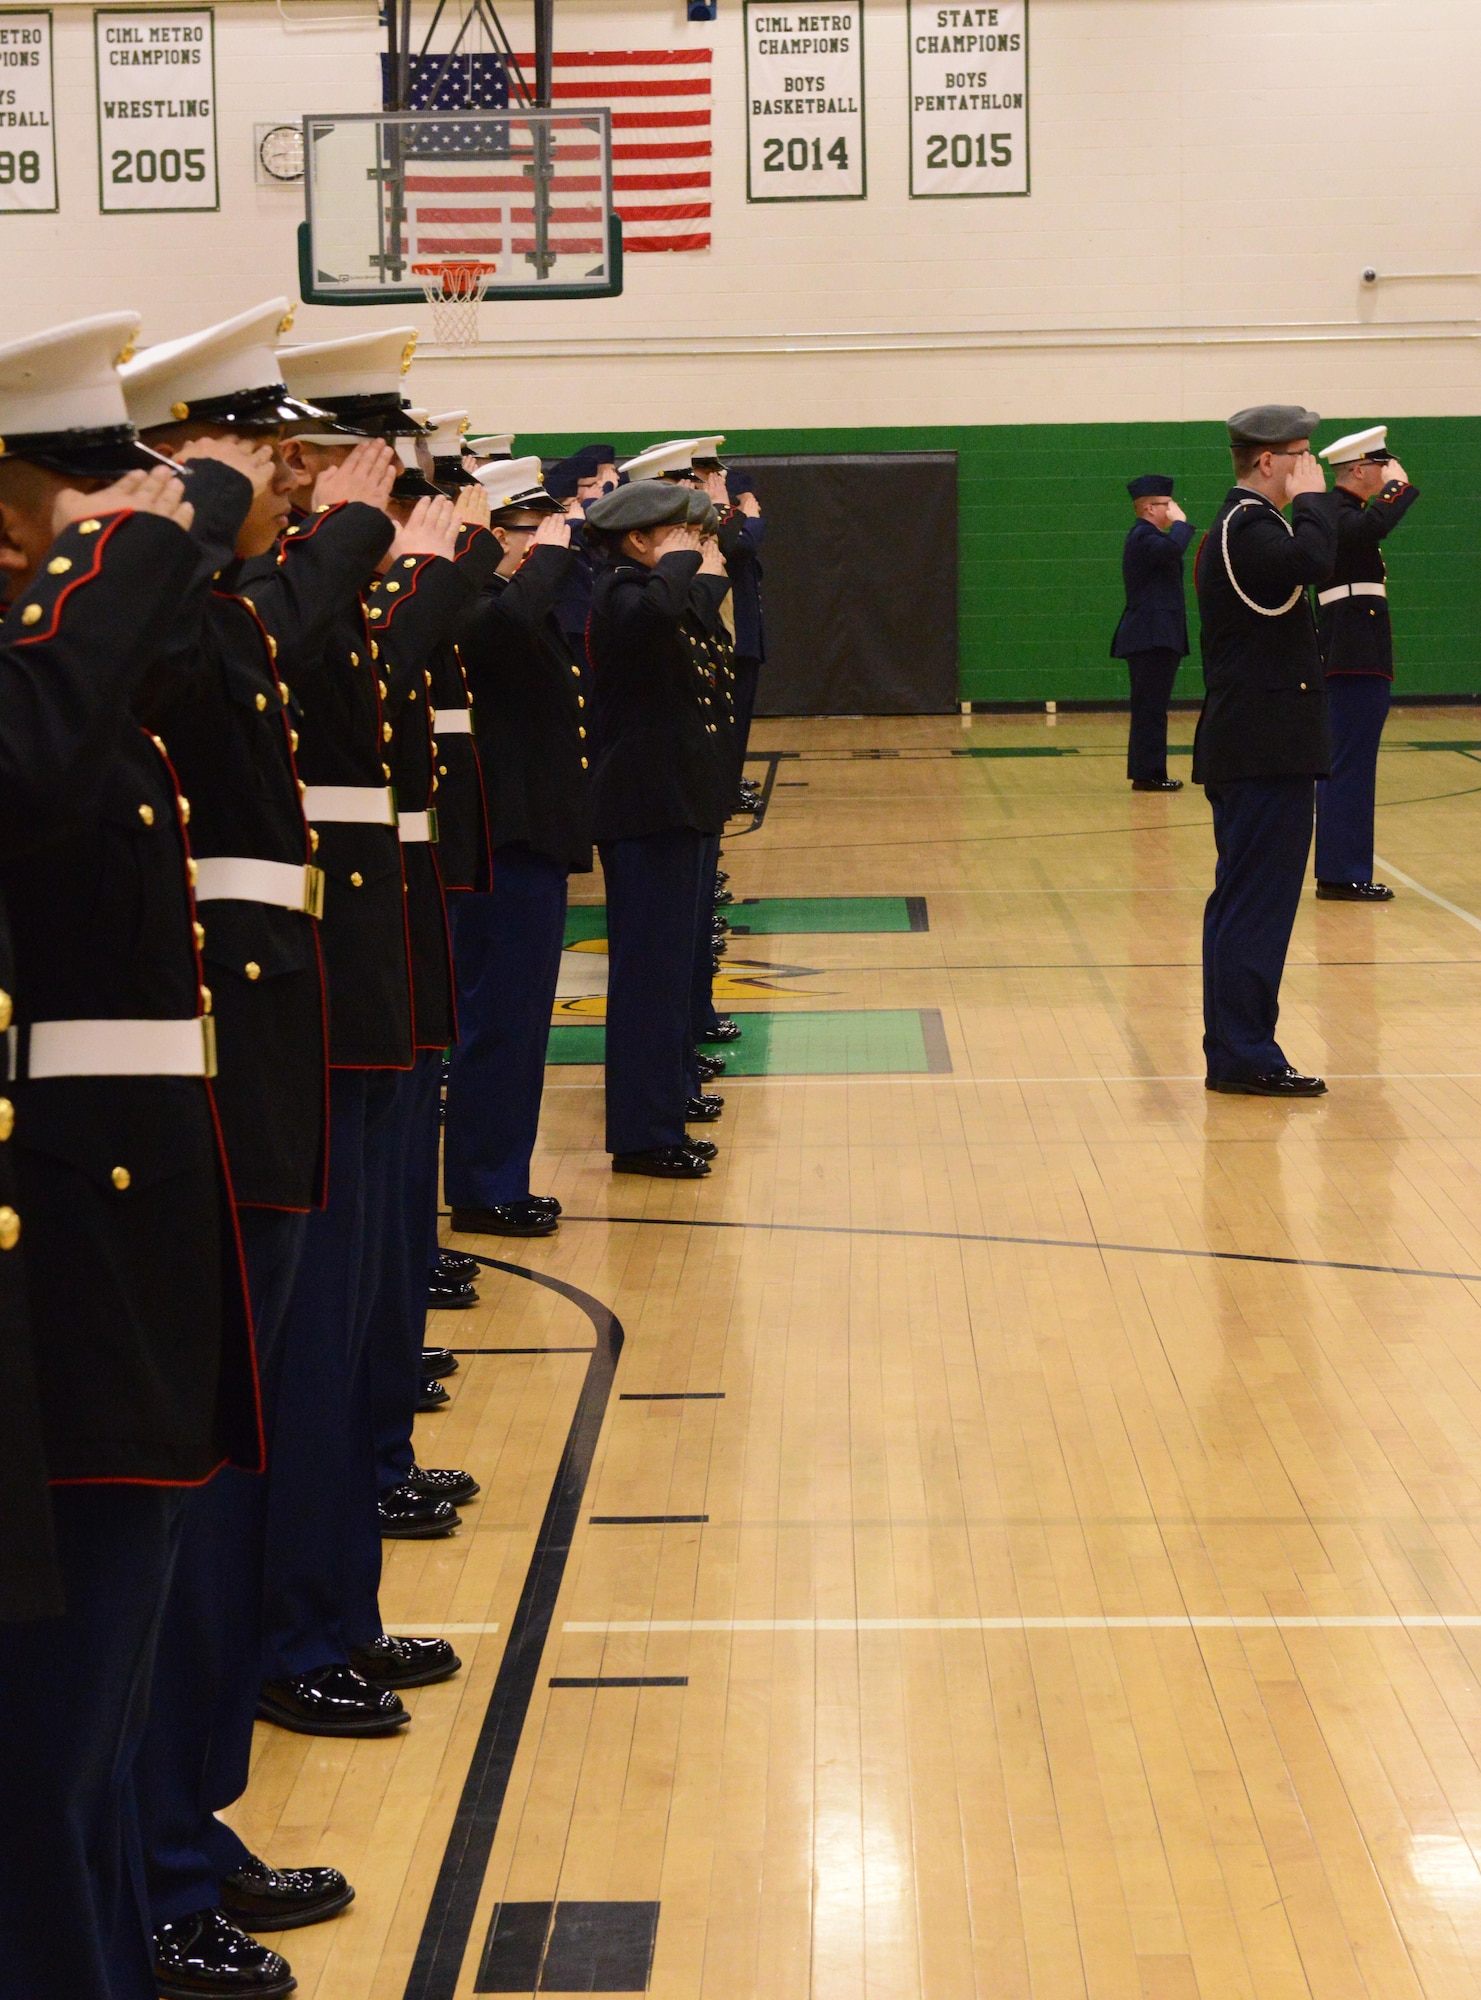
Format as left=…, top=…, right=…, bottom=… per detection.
left=297, top=107, right=622, bottom=305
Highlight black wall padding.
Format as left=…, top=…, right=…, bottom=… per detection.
left=731, top=452, right=959, bottom=716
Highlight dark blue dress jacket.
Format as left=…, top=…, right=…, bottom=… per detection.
left=1111, top=517, right=1196, bottom=658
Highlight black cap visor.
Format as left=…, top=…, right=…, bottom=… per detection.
left=309, top=392, right=428, bottom=440
left=3, top=423, right=154, bottom=478
left=432, top=454, right=476, bottom=487
left=390, top=467, right=441, bottom=501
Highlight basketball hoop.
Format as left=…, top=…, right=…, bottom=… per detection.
left=416, top=262, right=493, bottom=349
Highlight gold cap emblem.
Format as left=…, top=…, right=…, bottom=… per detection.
left=400, top=334, right=418, bottom=374
left=171, top=401, right=190, bottom=421
left=278, top=305, right=297, bottom=336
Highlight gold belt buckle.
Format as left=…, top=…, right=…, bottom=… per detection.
left=303, top=864, right=326, bottom=920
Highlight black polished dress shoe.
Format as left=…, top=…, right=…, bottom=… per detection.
left=686, top=1093, right=724, bottom=1121
left=713, top=885, right=734, bottom=906
left=1206, top=1067, right=1327, bottom=1097
left=434, top=1248, right=480, bottom=1284
left=695, top=1051, right=726, bottom=1080
left=427, top=1273, right=479, bottom=1310
left=420, top=1345, right=459, bottom=1380
left=348, top=1632, right=462, bottom=1689
left=702, top=1016, right=742, bottom=1044
left=612, top=1146, right=711, bottom=1178
left=416, top=1376, right=451, bottom=1414
left=448, top=1199, right=559, bottom=1237
left=683, top=1136, right=718, bottom=1161
left=712, top=912, right=730, bottom=935
left=408, top=1462, right=480, bottom=1505
left=257, top=1666, right=408, bottom=1737
left=378, top=1481, right=460, bottom=1539
left=221, top=1856, right=354, bottom=1933
left=154, top=1910, right=296, bottom=1998
left=526, top=1193, right=562, bottom=1215
left=715, top=869, right=729, bottom=888
left=1315, top=879, right=1394, bottom=901
left=1131, top=777, right=1183, bottom=791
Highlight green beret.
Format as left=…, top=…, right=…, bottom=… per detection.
left=1227, top=404, right=1321, bottom=446
left=585, top=480, right=691, bottom=533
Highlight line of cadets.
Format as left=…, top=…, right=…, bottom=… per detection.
left=0, top=300, right=765, bottom=2000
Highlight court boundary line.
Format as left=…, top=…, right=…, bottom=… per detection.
left=403, top=1259, right=624, bottom=2000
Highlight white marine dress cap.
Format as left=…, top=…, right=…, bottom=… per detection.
left=0, top=311, right=152, bottom=475
left=620, top=437, right=715, bottom=481
left=1319, top=425, right=1389, bottom=465
left=121, top=298, right=326, bottom=434
left=474, top=454, right=557, bottom=511
left=277, top=326, right=425, bottom=438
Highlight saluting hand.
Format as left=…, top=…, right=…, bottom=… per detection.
left=52, top=465, right=195, bottom=537
left=532, top=511, right=572, bottom=549
left=701, top=469, right=730, bottom=507
left=453, top=483, right=492, bottom=531
left=1166, top=500, right=1187, bottom=524
left=175, top=435, right=276, bottom=500
left=734, top=490, right=761, bottom=518
left=1287, top=449, right=1327, bottom=497
left=697, top=535, right=727, bottom=576
left=653, top=523, right=703, bottom=557
left=1383, top=457, right=1409, bottom=487
left=387, top=493, right=460, bottom=565
left=312, top=439, right=397, bottom=515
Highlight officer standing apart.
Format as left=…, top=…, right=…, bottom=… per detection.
left=1312, top=424, right=1418, bottom=901
left=1111, top=473, right=1195, bottom=791
left=1193, top=405, right=1343, bottom=1097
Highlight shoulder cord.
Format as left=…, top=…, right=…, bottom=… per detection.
left=1222, top=497, right=1302, bottom=617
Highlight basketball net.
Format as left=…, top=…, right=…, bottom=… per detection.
left=417, top=263, right=493, bottom=350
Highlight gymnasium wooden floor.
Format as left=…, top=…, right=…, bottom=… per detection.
left=227, top=708, right=1481, bottom=2000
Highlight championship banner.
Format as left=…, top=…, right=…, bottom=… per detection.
left=908, top=0, right=1027, bottom=198
left=744, top=0, right=865, bottom=203
left=94, top=6, right=217, bottom=212
left=0, top=10, right=56, bottom=212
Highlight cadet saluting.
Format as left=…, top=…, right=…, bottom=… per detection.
left=1312, top=424, right=1419, bottom=902
left=1193, top=405, right=1343, bottom=1097
left=1111, top=473, right=1195, bottom=791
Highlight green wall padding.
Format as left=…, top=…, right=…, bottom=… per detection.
left=523, top=418, right=1481, bottom=705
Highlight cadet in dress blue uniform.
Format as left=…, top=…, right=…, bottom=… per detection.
left=1193, top=404, right=1343, bottom=1097
left=445, top=456, right=593, bottom=1232
left=1312, top=424, right=1419, bottom=901
left=546, top=441, right=618, bottom=666
left=0, top=316, right=260, bottom=2000
left=585, top=477, right=735, bottom=1177
left=1111, top=473, right=1195, bottom=791
left=117, top=305, right=364, bottom=1999
left=719, top=465, right=766, bottom=763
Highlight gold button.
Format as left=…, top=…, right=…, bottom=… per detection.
left=298, top=779, right=306, bottom=795
left=368, top=607, right=382, bottom=620
left=20, top=604, right=41, bottom=626
left=0, top=1098, right=12, bottom=1142
left=424, top=671, right=433, bottom=687
left=255, top=692, right=268, bottom=711
left=378, top=680, right=388, bottom=698
left=581, top=756, right=589, bottom=769
left=310, top=829, right=320, bottom=852
left=577, top=696, right=585, bottom=708
left=193, top=921, right=205, bottom=946
left=404, top=557, right=416, bottom=569
left=371, top=643, right=379, bottom=660
left=385, top=581, right=401, bottom=594
left=0, top=990, right=11, bottom=1031
left=186, top=857, right=197, bottom=886
left=383, top=722, right=393, bottom=742
left=578, top=727, right=586, bottom=739
left=0, top=1206, right=19, bottom=1251
left=570, top=665, right=580, bottom=676
left=350, top=871, right=363, bottom=888
left=408, top=687, right=417, bottom=701
left=1300, top=682, right=1307, bottom=691
left=350, top=651, right=360, bottom=666
left=382, top=762, right=392, bottom=779
left=138, top=803, right=155, bottom=826
left=152, top=735, right=166, bottom=752
left=77, top=519, right=101, bottom=535
left=111, top=1166, right=131, bottom=1191
left=290, top=730, right=299, bottom=752
left=200, top=986, right=212, bottom=1014
left=439, top=763, right=448, bottom=776
left=47, top=556, right=72, bottom=575
left=178, top=797, right=190, bottom=824
left=245, top=961, right=261, bottom=981
left=279, top=682, right=291, bottom=704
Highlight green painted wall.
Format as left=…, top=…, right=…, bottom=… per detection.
left=522, top=417, right=1481, bottom=705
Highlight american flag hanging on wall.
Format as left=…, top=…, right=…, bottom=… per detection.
left=509, top=47, right=712, bottom=251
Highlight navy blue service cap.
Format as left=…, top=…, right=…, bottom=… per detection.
left=585, top=480, right=691, bottom=532
left=1227, top=404, right=1321, bottom=446
left=1126, top=473, right=1175, bottom=499
left=544, top=457, right=581, bottom=501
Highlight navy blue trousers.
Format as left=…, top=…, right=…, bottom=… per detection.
left=444, top=844, right=569, bottom=1206
left=1202, top=777, right=1315, bottom=1081
left=261, top=1068, right=399, bottom=1679
left=1125, top=648, right=1181, bottom=781
left=136, top=1206, right=309, bottom=1923
left=733, top=653, right=762, bottom=764
left=0, top=1484, right=185, bottom=2000
left=601, top=829, right=707, bottom=1154
left=688, top=831, right=724, bottom=1080
left=370, top=1050, right=442, bottom=1498
left=1315, top=674, right=1391, bottom=884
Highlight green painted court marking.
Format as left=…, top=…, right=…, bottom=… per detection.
left=955, top=745, right=1074, bottom=758
left=564, top=896, right=928, bottom=944
left=547, top=1008, right=952, bottom=1075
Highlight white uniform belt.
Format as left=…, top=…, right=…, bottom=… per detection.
left=13, top=1017, right=217, bottom=1081
left=1317, top=581, right=1387, bottom=605
left=398, top=809, right=438, bottom=844
left=301, top=784, right=396, bottom=826
left=432, top=707, right=472, bottom=735
left=192, top=856, right=325, bottom=918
